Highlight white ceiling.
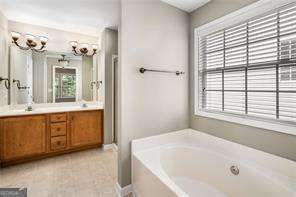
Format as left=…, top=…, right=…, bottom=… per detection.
left=0, top=0, right=209, bottom=37
left=0, top=0, right=120, bottom=37
left=160, top=0, right=211, bottom=12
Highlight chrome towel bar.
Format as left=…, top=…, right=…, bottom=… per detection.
left=139, top=67, right=185, bottom=76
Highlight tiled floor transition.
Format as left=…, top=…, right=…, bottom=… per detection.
left=0, top=148, right=126, bottom=197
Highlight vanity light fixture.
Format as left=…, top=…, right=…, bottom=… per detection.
left=58, top=54, right=70, bottom=65
left=70, top=41, right=98, bottom=57
left=11, top=31, right=48, bottom=53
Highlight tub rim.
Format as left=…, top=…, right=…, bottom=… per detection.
left=132, top=129, right=296, bottom=196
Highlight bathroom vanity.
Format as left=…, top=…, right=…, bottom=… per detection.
left=0, top=14, right=105, bottom=168
left=0, top=105, right=103, bottom=167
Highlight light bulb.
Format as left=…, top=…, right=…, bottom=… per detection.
left=25, top=34, right=35, bottom=42
left=11, top=31, right=21, bottom=41
left=70, top=41, right=78, bottom=47
left=92, top=44, right=98, bottom=50
left=39, top=36, right=48, bottom=45
left=80, top=43, right=89, bottom=49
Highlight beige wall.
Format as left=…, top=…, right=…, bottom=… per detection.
left=32, top=51, right=46, bottom=103
left=118, top=0, right=189, bottom=187
left=82, top=56, right=93, bottom=101
left=9, top=47, right=32, bottom=104
left=103, top=28, right=118, bottom=145
left=190, top=0, right=296, bottom=161
left=0, top=10, right=8, bottom=106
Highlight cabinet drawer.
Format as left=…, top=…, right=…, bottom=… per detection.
left=50, top=113, right=67, bottom=123
left=51, top=136, right=67, bottom=151
left=51, top=122, right=67, bottom=137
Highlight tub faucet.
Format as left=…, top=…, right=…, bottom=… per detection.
left=230, top=165, right=239, bottom=175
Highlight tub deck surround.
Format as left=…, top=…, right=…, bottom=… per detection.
left=132, top=129, right=296, bottom=197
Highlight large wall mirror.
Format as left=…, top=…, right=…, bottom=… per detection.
left=0, top=17, right=106, bottom=106
left=9, top=46, right=100, bottom=104
left=0, top=16, right=118, bottom=108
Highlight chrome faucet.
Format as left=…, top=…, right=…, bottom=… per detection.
left=26, top=105, right=33, bottom=111
left=26, top=101, right=34, bottom=112
left=82, top=102, right=88, bottom=108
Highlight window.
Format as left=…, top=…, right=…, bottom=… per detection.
left=54, top=67, right=77, bottom=102
left=55, top=73, right=76, bottom=98
left=280, top=40, right=296, bottom=81
left=197, top=2, right=296, bottom=125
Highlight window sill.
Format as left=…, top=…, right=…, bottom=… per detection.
left=195, top=110, right=296, bottom=136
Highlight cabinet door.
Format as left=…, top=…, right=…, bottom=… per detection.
left=70, top=110, right=103, bottom=148
left=1, top=115, right=46, bottom=161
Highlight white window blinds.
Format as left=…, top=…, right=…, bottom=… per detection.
left=198, top=3, right=296, bottom=123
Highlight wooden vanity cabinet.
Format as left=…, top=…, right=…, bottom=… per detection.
left=70, top=110, right=103, bottom=148
left=0, top=115, right=47, bottom=161
left=0, top=109, right=103, bottom=166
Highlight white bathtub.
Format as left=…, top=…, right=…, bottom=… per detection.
left=132, top=129, right=296, bottom=197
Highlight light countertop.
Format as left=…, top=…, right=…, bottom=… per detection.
left=0, top=102, right=104, bottom=118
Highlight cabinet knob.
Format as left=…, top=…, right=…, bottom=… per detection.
left=57, top=128, right=60, bottom=131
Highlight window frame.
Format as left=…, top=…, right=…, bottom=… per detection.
left=52, top=66, right=79, bottom=103
left=194, top=0, right=296, bottom=136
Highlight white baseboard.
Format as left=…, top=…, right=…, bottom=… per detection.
left=103, top=143, right=118, bottom=152
left=115, top=182, right=133, bottom=197
left=113, top=143, right=118, bottom=151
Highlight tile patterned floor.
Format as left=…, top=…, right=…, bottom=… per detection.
left=0, top=149, right=120, bottom=197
